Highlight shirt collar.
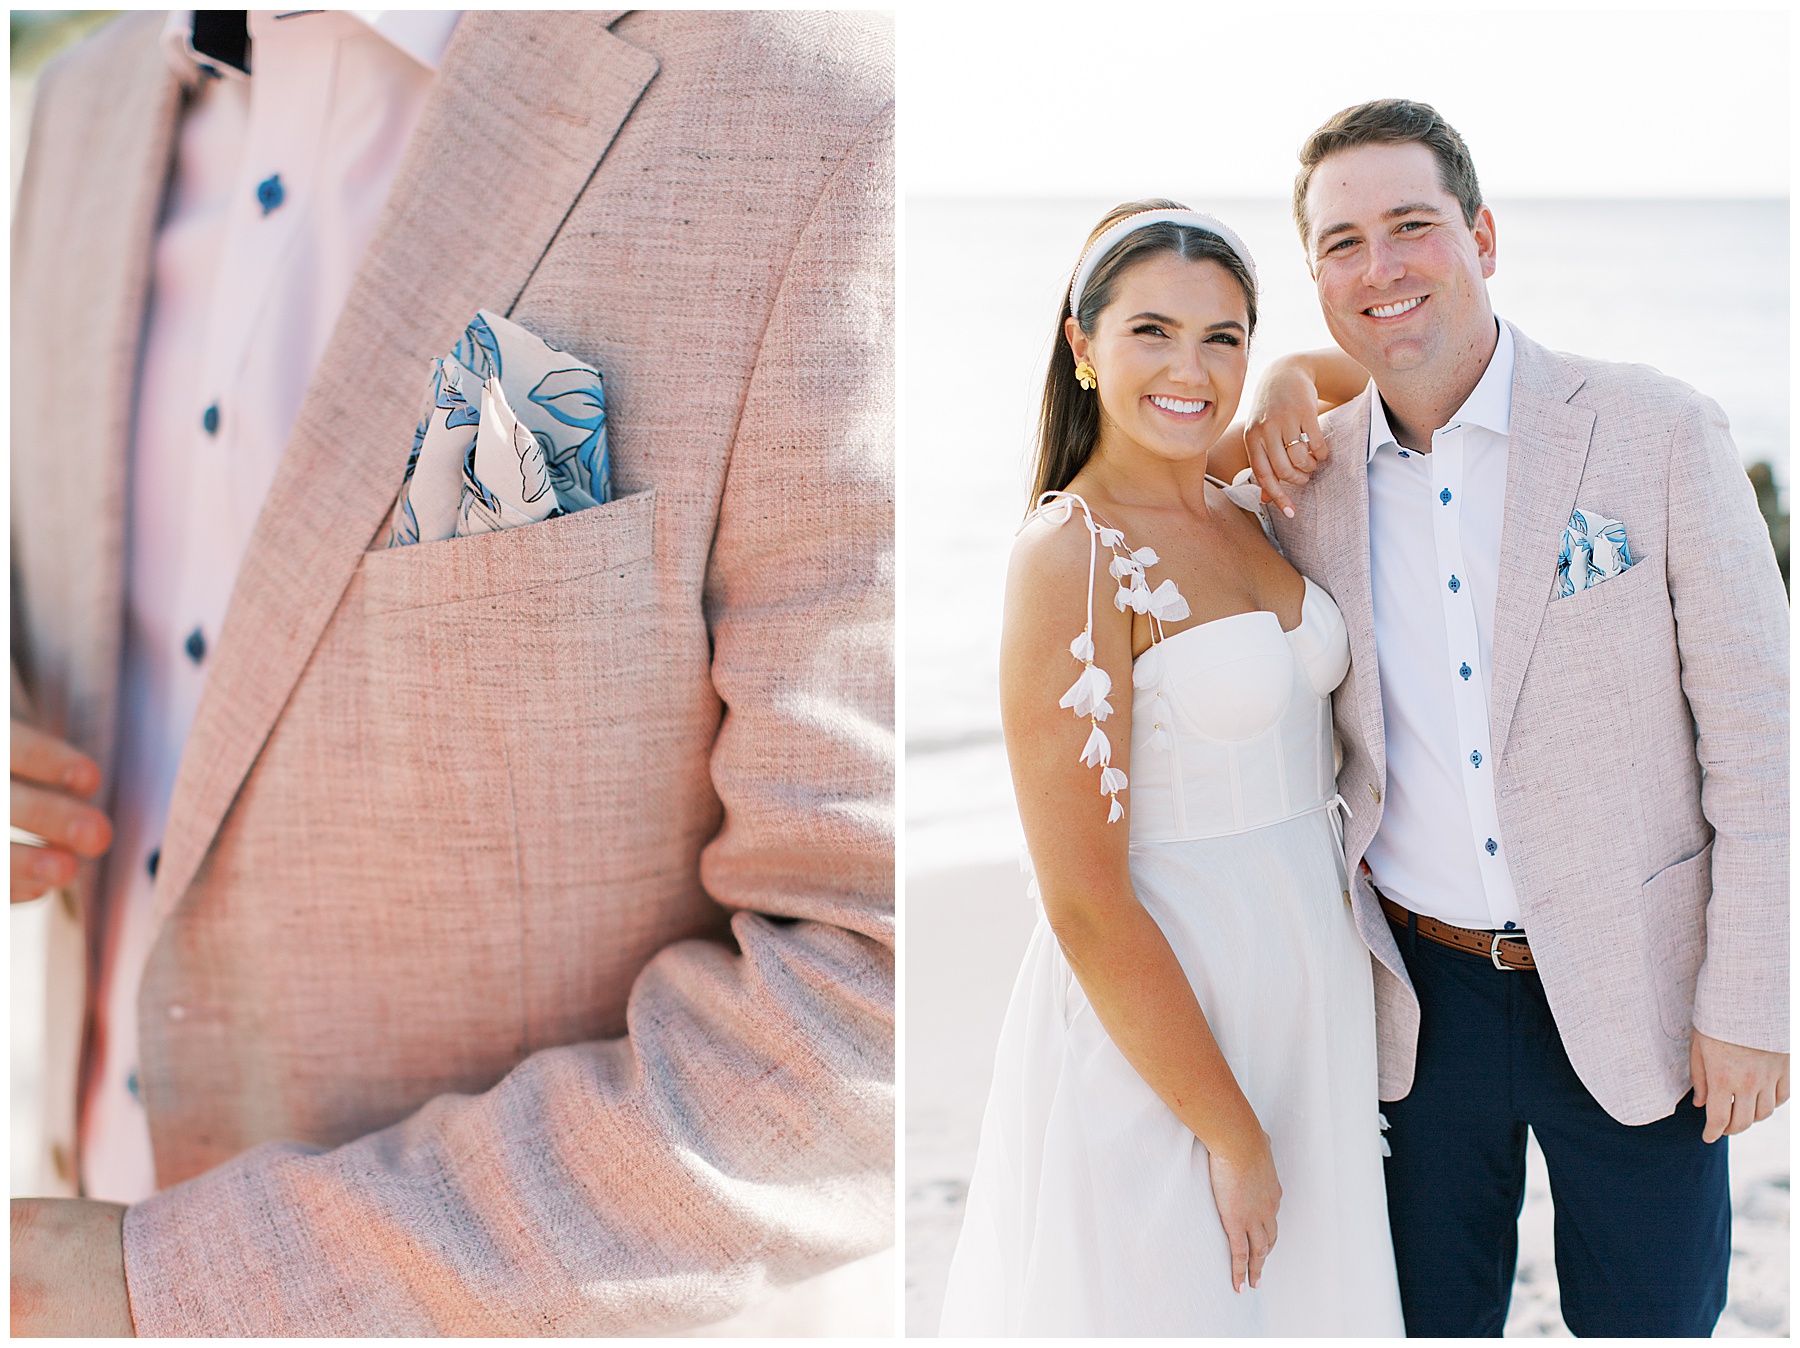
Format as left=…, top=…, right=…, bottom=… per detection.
left=349, top=11, right=462, bottom=72
left=161, top=10, right=460, bottom=85
left=1366, top=317, right=1516, bottom=463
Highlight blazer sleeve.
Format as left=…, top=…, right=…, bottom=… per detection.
left=1664, top=389, right=1789, bottom=1053
left=119, top=106, right=894, bottom=1336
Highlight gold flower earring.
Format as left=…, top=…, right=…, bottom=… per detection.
left=1074, top=360, right=1097, bottom=391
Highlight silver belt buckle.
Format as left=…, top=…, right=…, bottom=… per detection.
left=1490, top=931, right=1529, bottom=970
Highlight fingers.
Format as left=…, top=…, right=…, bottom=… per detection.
left=10, top=722, right=99, bottom=796
left=1692, top=1030, right=1791, bottom=1139
left=1301, top=405, right=1328, bottom=464
left=1268, top=431, right=1314, bottom=487
left=1752, top=1087, right=1775, bottom=1125
left=1245, top=438, right=1296, bottom=520
left=1246, top=1222, right=1276, bottom=1289
left=1701, top=1084, right=1731, bottom=1144
left=9, top=724, right=108, bottom=903
left=1228, top=1226, right=1249, bottom=1294
left=11, top=781, right=112, bottom=859
left=12, top=842, right=79, bottom=904
left=1271, top=418, right=1322, bottom=478
left=1284, top=436, right=1321, bottom=479
left=1246, top=421, right=1323, bottom=518
left=1727, top=1086, right=1764, bottom=1136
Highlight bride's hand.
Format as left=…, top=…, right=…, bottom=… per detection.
left=1208, top=1130, right=1282, bottom=1293
left=1243, top=356, right=1329, bottom=520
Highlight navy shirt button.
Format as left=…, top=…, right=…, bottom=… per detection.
left=256, top=173, right=285, bottom=215
left=1439, top=488, right=1452, bottom=505
left=1448, top=575, right=1461, bottom=593
left=1485, top=838, right=1499, bottom=856
left=202, top=403, right=220, bottom=435
left=1470, top=749, right=1483, bottom=768
left=146, top=847, right=160, bottom=878
left=185, top=627, right=207, bottom=664
left=1459, top=662, right=1472, bottom=680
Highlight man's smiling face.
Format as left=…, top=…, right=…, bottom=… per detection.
left=1303, top=141, right=1496, bottom=380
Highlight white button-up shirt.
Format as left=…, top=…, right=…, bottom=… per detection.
left=1363, top=319, right=1522, bottom=934
left=82, top=9, right=460, bottom=1203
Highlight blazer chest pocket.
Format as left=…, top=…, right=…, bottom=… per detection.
left=1537, top=556, right=1665, bottom=693
left=1543, top=550, right=1660, bottom=621
left=360, top=488, right=656, bottom=615
left=350, top=488, right=663, bottom=790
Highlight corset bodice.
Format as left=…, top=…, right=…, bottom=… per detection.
left=1127, top=578, right=1351, bottom=842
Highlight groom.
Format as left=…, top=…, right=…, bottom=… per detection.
left=1260, top=100, right=1788, bottom=1336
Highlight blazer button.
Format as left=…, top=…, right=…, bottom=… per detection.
left=1368, top=783, right=1382, bottom=805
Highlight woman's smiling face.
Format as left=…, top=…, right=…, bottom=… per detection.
left=1067, top=252, right=1251, bottom=467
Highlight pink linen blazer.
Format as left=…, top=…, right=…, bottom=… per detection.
left=1272, top=324, right=1788, bottom=1126
left=11, top=10, right=893, bottom=1335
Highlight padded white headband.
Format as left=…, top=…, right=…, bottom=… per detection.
left=1068, top=209, right=1259, bottom=318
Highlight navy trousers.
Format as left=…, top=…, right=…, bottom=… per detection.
left=1380, top=916, right=1730, bottom=1337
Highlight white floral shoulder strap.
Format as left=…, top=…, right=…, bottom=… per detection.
left=1023, top=491, right=1191, bottom=823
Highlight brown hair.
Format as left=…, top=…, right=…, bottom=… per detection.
left=1031, top=199, right=1258, bottom=506
left=1292, top=99, right=1482, bottom=242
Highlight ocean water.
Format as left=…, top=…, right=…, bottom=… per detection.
left=903, top=197, right=1789, bottom=874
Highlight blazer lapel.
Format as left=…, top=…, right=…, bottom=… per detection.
left=12, top=13, right=181, bottom=1186
left=152, top=12, right=660, bottom=920
left=1487, top=325, right=1595, bottom=764
left=16, top=15, right=181, bottom=797
left=1319, top=390, right=1386, bottom=790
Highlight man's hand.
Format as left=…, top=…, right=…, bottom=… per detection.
left=11, top=1198, right=134, bottom=1337
left=11, top=720, right=112, bottom=903
left=1690, top=1027, right=1790, bottom=1143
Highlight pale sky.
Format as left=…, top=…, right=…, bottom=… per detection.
left=901, top=5, right=1790, bottom=199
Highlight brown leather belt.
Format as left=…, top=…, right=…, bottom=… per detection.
left=1379, top=894, right=1536, bottom=972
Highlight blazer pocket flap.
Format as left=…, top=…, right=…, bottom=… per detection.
left=1641, top=837, right=1714, bottom=900
left=1642, top=838, right=1714, bottom=1039
left=360, top=487, right=656, bottom=615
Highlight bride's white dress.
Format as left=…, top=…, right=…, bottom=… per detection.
left=939, top=490, right=1404, bottom=1336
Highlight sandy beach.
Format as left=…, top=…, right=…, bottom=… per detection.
left=905, top=861, right=1790, bottom=1337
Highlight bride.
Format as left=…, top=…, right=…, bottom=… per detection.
left=938, top=201, right=1403, bottom=1335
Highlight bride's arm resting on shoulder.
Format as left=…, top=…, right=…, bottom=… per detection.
left=1000, top=516, right=1280, bottom=1294
left=1207, top=348, right=1370, bottom=517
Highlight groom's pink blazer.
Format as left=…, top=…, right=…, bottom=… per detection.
left=1275, top=323, right=1788, bottom=1126
left=12, top=10, right=893, bottom=1334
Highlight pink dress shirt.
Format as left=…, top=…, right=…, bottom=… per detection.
left=83, top=8, right=460, bottom=1203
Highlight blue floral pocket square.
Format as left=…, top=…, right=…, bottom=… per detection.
left=1555, top=506, right=1634, bottom=598
left=387, top=310, right=611, bottom=547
